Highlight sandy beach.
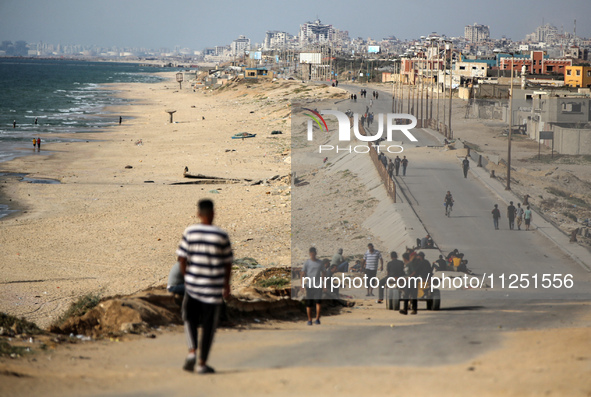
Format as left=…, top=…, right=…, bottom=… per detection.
left=0, top=73, right=344, bottom=328
left=1, top=74, right=590, bottom=396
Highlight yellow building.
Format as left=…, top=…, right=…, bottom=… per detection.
left=564, top=65, right=591, bottom=88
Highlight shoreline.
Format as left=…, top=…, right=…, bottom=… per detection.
left=0, top=72, right=329, bottom=328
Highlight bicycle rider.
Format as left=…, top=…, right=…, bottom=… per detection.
left=444, top=191, right=454, bottom=215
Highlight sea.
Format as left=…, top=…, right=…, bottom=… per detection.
left=0, top=58, right=169, bottom=217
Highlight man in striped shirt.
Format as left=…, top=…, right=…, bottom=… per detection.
left=362, top=243, right=383, bottom=297
left=177, top=199, right=233, bottom=374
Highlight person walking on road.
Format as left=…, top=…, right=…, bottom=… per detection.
left=177, top=199, right=233, bottom=374
left=515, top=203, right=524, bottom=230
left=394, top=156, right=401, bottom=176
left=387, top=159, right=394, bottom=180
left=507, top=201, right=516, bottom=230
left=444, top=191, right=454, bottom=216
left=462, top=156, right=470, bottom=178
left=363, top=243, right=383, bottom=297
left=400, top=252, right=419, bottom=315
left=492, top=204, right=501, bottom=230
left=302, top=247, right=324, bottom=325
left=376, top=252, right=404, bottom=304
left=401, top=156, right=409, bottom=176
left=524, top=206, right=533, bottom=231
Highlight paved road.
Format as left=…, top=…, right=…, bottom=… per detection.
left=254, top=83, right=591, bottom=372
left=338, top=83, right=591, bottom=299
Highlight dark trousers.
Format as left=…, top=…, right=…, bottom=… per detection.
left=402, top=286, right=417, bottom=311
left=337, top=261, right=349, bottom=272
left=182, top=294, right=221, bottom=364
left=463, top=167, right=469, bottom=178
left=509, top=217, right=515, bottom=230
left=395, top=165, right=400, bottom=176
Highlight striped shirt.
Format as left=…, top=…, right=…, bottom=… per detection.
left=364, top=249, right=382, bottom=271
left=176, top=224, right=233, bottom=304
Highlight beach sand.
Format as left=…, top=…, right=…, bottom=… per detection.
left=1, top=76, right=590, bottom=396
left=0, top=73, right=344, bottom=328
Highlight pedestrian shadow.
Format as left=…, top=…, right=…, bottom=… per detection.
left=437, top=305, right=485, bottom=312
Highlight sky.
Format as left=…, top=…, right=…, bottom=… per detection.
left=0, top=0, right=590, bottom=50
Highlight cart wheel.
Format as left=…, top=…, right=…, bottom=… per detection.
left=391, top=289, right=400, bottom=311
left=386, top=288, right=399, bottom=311
left=393, top=297, right=400, bottom=311
left=432, top=289, right=441, bottom=311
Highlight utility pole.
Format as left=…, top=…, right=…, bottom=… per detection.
left=429, top=40, right=434, bottom=121
left=506, top=53, right=515, bottom=191
left=420, top=51, right=424, bottom=127
left=443, top=44, right=446, bottom=132
left=448, top=41, right=453, bottom=139
left=436, top=41, right=440, bottom=131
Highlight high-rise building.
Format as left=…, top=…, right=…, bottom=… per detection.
left=464, top=23, right=490, bottom=42
left=536, top=24, right=558, bottom=43
left=299, top=19, right=335, bottom=45
left=231, top=35, right=250, bottom=56
left=263, top=31, right=289, bottom=50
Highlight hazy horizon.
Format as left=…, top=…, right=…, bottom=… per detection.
left=1, top=0, right=590, bottom=50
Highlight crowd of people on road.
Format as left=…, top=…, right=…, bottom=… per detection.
left=298, top=243, right=468, bottom=320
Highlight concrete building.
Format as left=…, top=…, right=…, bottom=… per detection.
left=465, top=23, right=490, bottom=43
left=526, top=23, right=559, bottom=44
left=455, top=61, right=488, bottom=78
left=564, top=66, right=591, bottom=88
left=231, top=35, right=250, bottom=56
left=514, top=91, right=591, bottom=155
left=263, top=31, right=290, bottom=50
left=299, top=19, right=335, bottom=45
left=499, top=51, right=572, bottom=75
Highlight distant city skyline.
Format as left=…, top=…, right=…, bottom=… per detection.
left=0, top=0, right=590, bottom=50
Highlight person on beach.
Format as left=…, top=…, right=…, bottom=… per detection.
left=462, top=156, right=470, bottom=178
left=119, top=116, right=122, bottom=125
left=13, top=120, right=16, bottom=128
left=331, top=248, right=349, bottom=273
left=515, top=203, right=524, bottom=230
left=34, top=117, right=38, bottom=125
left=167, top=261, right=185, bottom=295
left=492, top=204, right=501, bottom=230
left=363, top=243, right=383, bottom=297
left=33, top=138, right=37, bottom=149
left=302, top=247, right=324, bottom=325
left=524, top=206, right=533, bottom=231
left=177, top=199, right=233, bottom=374
left=36, top=138, right=41, bottom=150
left=507, top=201, right=516, bottom=230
